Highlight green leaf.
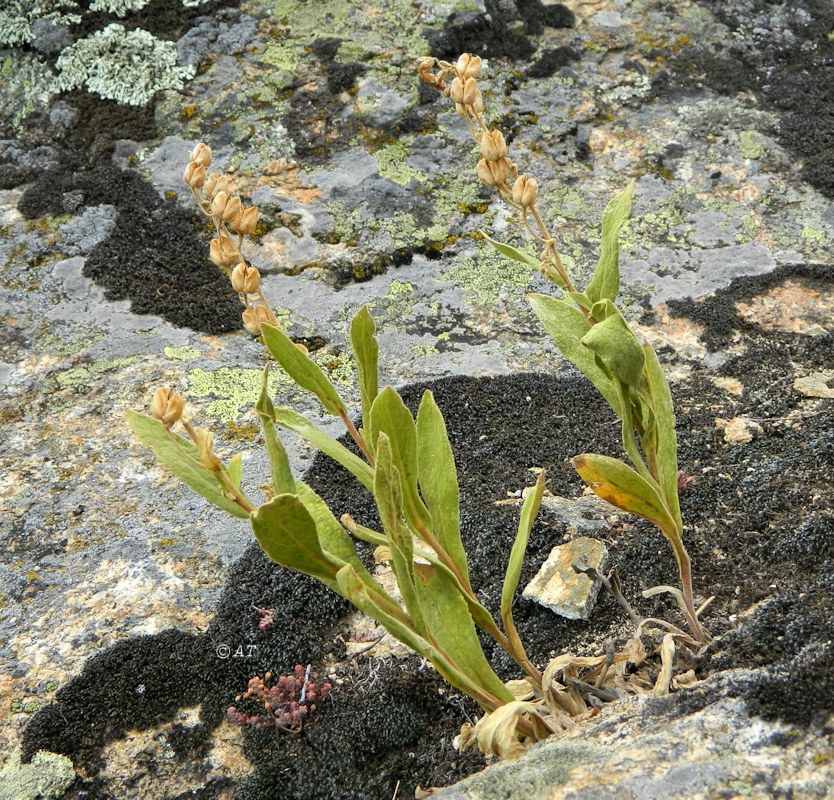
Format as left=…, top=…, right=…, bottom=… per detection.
left=250, top=494, right=343, bottom=589
left=256, top=367, right=295, bottom=496
left=227, top=453, right=243, bottom=489
left=567, top=291, right=594, bottom=312
left=580, top=305, right=645, bottom=388
left=416, top=391, right=469, bottom=582
left=482, top=234, right=541, bottom=269
left=260, top=323, right=347, bottom=417
left=350, top=306, right=379, bottom=446
left=572, top=453, right=675, bottom=532
left=641, top=343, right=681, bottom=525
left=369, top=387, right=432, bottom=532
left=501, top=471, right=545, bottom=628
left=414, top=561, right=515, bottom=704
left=585, top=181, right=634, bottom=305
left=294, top=482, right=401, bottom=614
left=336, top=565, right=505, bottom=711
left=374, top=434, right=427, bottom=637
left=126, top=411, right=250, bottom=519
left=528, top=293, right=622, bottom=418
left=273, top=407, right=374, bottom=492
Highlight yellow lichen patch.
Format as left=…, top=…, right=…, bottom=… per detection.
left=735, top=279, right=834, bottom=336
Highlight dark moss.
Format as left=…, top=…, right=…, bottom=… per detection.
left=426, top=0, right=574, bottom=61
left=525, top=46, right=580, bottom=78
left=18, top=161, right=242, bottom=333
left=0, top=164, right=40, bottom=189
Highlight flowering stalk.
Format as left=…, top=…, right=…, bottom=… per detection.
left=419, top=55, right=580, bottom=301
left=421, top=54, right=709, bottom=645
left=183, top=143, right=278, bottom=336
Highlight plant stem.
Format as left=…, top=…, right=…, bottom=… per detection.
left=339, top=410, right=375, bottom=465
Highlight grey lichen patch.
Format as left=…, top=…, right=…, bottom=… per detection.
left=437, top=740, right=608, bottom=800
left=55, top=25, right=195, bottom=106
left=0, top=1, right=79, bottom=47
left=0, top=53, right=56, bottom=132
left=0, top=747, right=75, bottom=800
left=89, top=0, right=152, bottom=15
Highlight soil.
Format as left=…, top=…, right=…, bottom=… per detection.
left=21, top=264, right=834, bottom=798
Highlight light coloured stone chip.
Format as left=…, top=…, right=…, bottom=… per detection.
left=793, top=371, right=834, bottom=399
left=522, top=537, right=609, bottom=620
left=715, top=416, right=763, bottom=444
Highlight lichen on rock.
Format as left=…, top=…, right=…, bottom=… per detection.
left=55, top=24, right=196, bottom=106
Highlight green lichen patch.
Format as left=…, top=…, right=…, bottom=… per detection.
left=739, top=130, right=768, bottom=160
left=447, top=248, right=532, bottom=310
left=55, top=356, right=142, bottom=390
left=163, top=345, right=201, bottom=361
left=35, top=329, right=103, bottom=357
left=0, top=747, right=75, bottom=800
left=375, top=138, right=427, bottom=187
left=186, top=349, right=356, bottom=420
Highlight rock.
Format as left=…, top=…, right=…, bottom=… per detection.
left=793, top=371, right=834, bottom=399
left=535, top=493, right=613, bottom=535
left=715, top=416, right=764, bottom=444
left=433, top=674, right=834, bottom=800
left=522, top=537, right=608, bottom=620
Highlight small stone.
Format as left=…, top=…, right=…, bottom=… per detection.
left=715, top=416, right=764, bottom=444
left=793, top=372, right=834, bottom=399
left=522, top=537, right=609, bottom=620
left=535, top=493, right=613, bottom=535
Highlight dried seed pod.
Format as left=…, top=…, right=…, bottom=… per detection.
left=476, top=157, right=508, bottom=187
left=194, top=428, right=221, bottom=470
left=209, top=235, right=240, bottom=268
left=221, top=195, right=242, bottom=223
left=449, top=76, right=465, bottom=105
left=456, top=53, right=482, bottom=80
left=462, top=77, right=482, bottom=111
left=210, top=190, right=230, bottom=218
left=211, top=191, right=242, bottom=223
left=203, top=172, right=228, bottom=198
left=480, top=129, right=508, bottom=162
left=242, top=304, right=273, bottom=335
left=231, top=205, right=259, bottom=235
left=151, top=387, right=185, bottom=427
left=231, top=262, right=261, bottom=294
left=512, top=175, right=538, bottom=208
left=190, top=142, right=212, bottom=167
left=183, top=161, right=206, bottom=189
